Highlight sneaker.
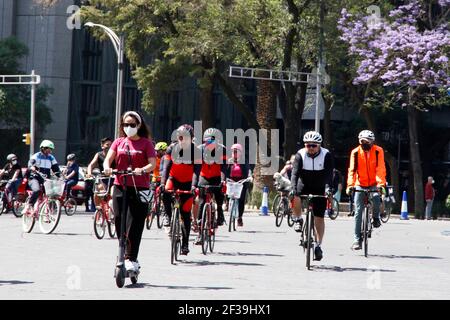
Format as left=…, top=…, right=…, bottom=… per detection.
left=314, top=245, right=323, bottom=261
left=163, top=214, right=171, bottom=227
left=293, top=217, right=304, bottom=233
left=194, top=236, right=203, bottom=245
left=181, top=244, right=190, bottom=255
left=373, top=218, right=381, bottom=228
left=347, top=211, right=355, bottom=217
left=351, top=240, right=362, bottom=250
left=124, top=259, right=140, bottom=273
left=237, top=218, right=243, bottom=227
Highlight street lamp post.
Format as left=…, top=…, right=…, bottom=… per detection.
left=84, top=22, right=124, bottom=138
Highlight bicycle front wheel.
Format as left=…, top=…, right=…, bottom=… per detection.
left=146, top=212, right=155, bottom=230
left=201, top=204, right=210, bottom=255
left=328, top=198, right=340, bottom=220
left=64, top=198, right=77, bottom=216
left=93, top=209, right=106, bottom=239
left=209, top=213, right=216, bottom=253
left=275, top=200, right=285, bottom=227
left=22, top=203, right=35, bottom=233
left=13, top=199, right=25, bottom=218
left=272, top=194, right=281, bottom=213
left=228, top=199, right=237, bottom=232
left=381, top=201, right=391, bottom=223
left=170, top=208, right=180, bottom=264
left=363, top=207, right=369, bottom=257
left=306, top=211, right=314, bottom=270
left=39, top=199, right=61, bottom=234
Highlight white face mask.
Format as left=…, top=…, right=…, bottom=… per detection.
left=12, top=160, right=17, bottom=165
left=124, top=126, right=138, bottom=137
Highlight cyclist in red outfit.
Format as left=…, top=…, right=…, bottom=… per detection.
left=193, top=128, right=227, bottom=242
left=161, top=124, right=201, bottom=255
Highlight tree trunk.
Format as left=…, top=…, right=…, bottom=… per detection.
left=323, top=92, right=332, bottom=149
left=407, top=103, right=425, bottom=218
left=253, top=80, right=277, bottom=195
left=199, top=75, right=214, bottom=130
left=283, top=83, right=301, bottom=160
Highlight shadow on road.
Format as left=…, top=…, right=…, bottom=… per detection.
left=125, top=283, right=233, bottom=290
left=370, top=254, right=442, bottom=260
left=215, top=239, right=251, bottom=244
left=313, top=265, right=396, bottom=273
left=49, top=232, right=92, bottom=236
left=181, top=260, right=265, bottom=267
left=215, top=252, right=284, bottom=257
left=239, top=230, right=287, bottom=234
left=0, top=280, right=34, bottom=286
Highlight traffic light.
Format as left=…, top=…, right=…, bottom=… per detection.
left=22, top=133, right=31, bottom=145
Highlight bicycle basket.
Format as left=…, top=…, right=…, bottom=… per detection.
left=44, top=179, right=65, bottom=197
left=226, top=181, right=244, bottom=198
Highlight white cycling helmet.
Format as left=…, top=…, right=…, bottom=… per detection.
left=303, top=131, right=322, bottom=144
left=358, top=130, right=375, bottom=142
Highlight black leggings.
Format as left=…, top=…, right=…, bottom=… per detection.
left=162, top=178, right=193, bottom=246
left=112, top=186, right=148, bottom=261
left=198, top=176, right=224, bottom=222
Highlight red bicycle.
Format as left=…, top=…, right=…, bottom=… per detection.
left=197, top=184, right=223, bottom=255
left=22, top=176, right=63, bottom=234
left=0, top=180, right=24, bottom=217
left=92, top=174, right=116, bottom=239
left=146, top=175, right=164, bottom=230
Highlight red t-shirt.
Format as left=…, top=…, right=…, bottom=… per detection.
left=111, top=137, right=156, bottom=188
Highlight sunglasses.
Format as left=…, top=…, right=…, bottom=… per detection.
left=123, top=123, right=137, bottom=128
left=306, top=144, right=319, bottom=149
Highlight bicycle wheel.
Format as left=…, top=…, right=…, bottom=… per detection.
left=275, top=200, right=285, bottom=227
left=64, top=198, right=77, bottom=216
left=209, top=213, right=216, bottom=253
left=287, top=200, right=294, bottom=227
left=0, top=193, right=5, bottom=215
left=13, top=199, right=25, bottom=218
left=93, top=209, right=106, bottom=239
left=170, top=208, right=180, bottom=264
left=38, top=198, right=61, bottom=234
left=107, top=208, right=116, bottom=238
left=146, top=212, right=155, bottom=230
left=272, top=194, right=281, bottom=213
left=306, top=211, right=314, bottom=270
left=328, top=198, right=340, bottom=220
left=228, top=199, right=236, bottom=232
left=156, top=197, right=164, bottom=229
left=22, top=204, right=36, bottom=233
left=363, top=207, right=369, bottom=258
left=201, top=204, right=210, bottom=255
left=381, top=201, right=391, bottom=223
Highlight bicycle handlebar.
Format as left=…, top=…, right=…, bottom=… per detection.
left=165, top=189, right=193, bottom=195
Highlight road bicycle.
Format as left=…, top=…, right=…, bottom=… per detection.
left=166, top=189, right=193, bottom=265
left=197, top=184, right=222, bottom=255
left=299, top=194, right=327, bottom=270
left=274, top=188, right=295, bottom=228
left=352, top=188, right=381, bottom=257
left=146, top=176, right=164, bottom=230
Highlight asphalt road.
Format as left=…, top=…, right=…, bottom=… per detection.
left=0, top=210, right=449, bottom=300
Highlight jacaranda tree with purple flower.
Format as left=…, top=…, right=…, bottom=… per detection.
left=338, top=0, right=449, bottom=217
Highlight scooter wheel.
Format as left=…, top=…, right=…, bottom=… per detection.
left=115, top=266, right=125, bottom=288
left=130, top=275, right=138, bottom=284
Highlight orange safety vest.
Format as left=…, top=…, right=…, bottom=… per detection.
left=347, top=144, right=386, bottom=188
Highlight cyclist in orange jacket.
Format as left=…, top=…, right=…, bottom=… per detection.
left=346, top=130, right=386, bottom=250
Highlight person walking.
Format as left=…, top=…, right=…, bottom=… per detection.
left=425, top=176, right=435, bottom=220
